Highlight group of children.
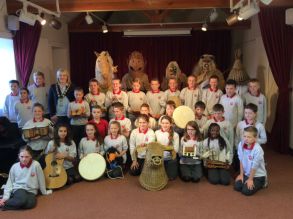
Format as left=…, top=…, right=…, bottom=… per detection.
left=0, top=70, right=268, bottom=210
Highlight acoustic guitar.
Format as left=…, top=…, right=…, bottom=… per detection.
left=43, top=152, right=67, bottom=189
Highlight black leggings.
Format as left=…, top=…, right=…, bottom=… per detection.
left=4, top=189, right=36, bottom=210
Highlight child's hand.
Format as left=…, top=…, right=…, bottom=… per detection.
left=0, top=199, right=6, bottom=206
left=31, top=135, right=41, bottom=140
left=245, top=178, right=255, bottom=190
left=50, top=115, right=58, bottom=124
left=235, top=174, right=243, bottom=182
left=55, top=152, right=66, bottom=159
left=131, top=161, right=139, bottom=170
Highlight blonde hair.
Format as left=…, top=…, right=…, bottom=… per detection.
left=56, top=68, right=71, bottom=84
left=33, top=71, right=45, bottom=78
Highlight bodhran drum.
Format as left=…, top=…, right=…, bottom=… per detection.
left=168, top=96, right=181, bottom=108
left=22, top=126, right=36, bottom=139
left=173, top=105, right=195, bottom=129
left=36, top=125, right=49, bottom=137
left=78, top=153, right=106, bottom=181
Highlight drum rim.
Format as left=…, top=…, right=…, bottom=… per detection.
left=78, top=153, right=106, bottom=181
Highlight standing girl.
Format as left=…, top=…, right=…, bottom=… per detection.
left=155, top=115, right=179, bottom=180
left=202, top=123, right=232, bottom=185
left=179, top=121, right=203, bottom=183
left=45, top=124, right=80, bottom=185
left=0, top=146, right=51, bottom=210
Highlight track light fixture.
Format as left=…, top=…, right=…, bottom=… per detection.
left=36, top=14, right=46, bottom=26
left=102, top=24, right=108, bottom=33
left=209, top=8, right=218, bottom=23
left=226, top=12, right=239, bottom=26
left=49, top=16, right=62, bottom=30
left=85, top=12, right=93, bottom=25
left=201, top=23, right=208, bottom=31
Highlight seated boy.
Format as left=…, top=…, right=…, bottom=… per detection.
left=194, top=101, right=208, bottom=134
left=134, top=103, right=157, bottom=130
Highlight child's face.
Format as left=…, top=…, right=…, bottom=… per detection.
left=195, top=107, right=204, bottom=117
left=248, top=82, right=259, bottom=95
left=58, top=127, right=68, bottom=140
left=113, top=107, right=123, bottom=118
left=243, top=131, right=257, bottom=145
left=89, top=82, right=99, bottom=94
left=138, top=118, right=148, bottom=130
left=132, top=82, right=141, bottom=91
left=225, top=84, right=236, bottom=97
left=34, top=75, right=44, bottom=86
left=10, top=83, right=19, bottom=93
left=110, top=124, right=119, bottom=135
left=244, top=109, right=256, bottom=121
left=186, top=125, right=196, bottom=138
left=150, top=80, right=160, bottom=91
left=58, top=72, right=68, bottom=84
left=161, top=119, right=172, bottom=131
left=86, top=125, right=96, bottom=138
left=19, top=150, right=32, bottom=165
left=168, top=79, right=177, bottom=90
left=112, top=80, right=121, bottom=91
left=20, top=90, right=28, bottom=100
left=209, top=78, right=218, bottom=89
left=140, top=107, right=149, bottom=115
left=92, top=108, right=102, bottom=119
left=213, top=111, right=224, bottom=120
left=210, top=126, right=220, bottom=139
left=187, top=77, right=196, bottom=88
left=33, top=106, right=44, bottom=119
left=74, top=91, right=84, bottom=101
left=166, top=105, right=175, bottom=117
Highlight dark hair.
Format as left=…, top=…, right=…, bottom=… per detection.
left=160, top=115, right=174, bottom=146
left=212, top=104, right=224, bottom=112
left=85, top=122, right=103, bottom=144
left=140, top=103, right=150, bottom=110
left=89, top=78, right=99, bottom=85
left=9, top=80, right=19, bottom=85
left=74, top=87, right=84, bottom=93
left=166, top=100, right=176, bottom=109
left=183, top=121, right=202, bottom=142
left=244, top=126, right=258, bottom=137
left=112, top=102, right=124, bottom=110
left=207, top=123, right=227, bottom=151
left=244, top=103, right=258, bottom=113
left=209, top=75, right=219, bottom=81
left=91, top=105, right=102, bottom=111
left=54, top=124, right=72, bottom=147
left=33, top=102, right=44, bottom=111
left=19, top=145, right=33, bottom=157
left=109, top=121, right=122, bottom=135
left=150, top=78, right=160, bottom=83
left=194, top=101, right=206, bottom=110
left=225, top=79, right=237, bottom=87
left=137, top=114, right=150, bottom=123
left=20, top=87, right=29, bottom=95
left=248, top=78, right=260, bottom=84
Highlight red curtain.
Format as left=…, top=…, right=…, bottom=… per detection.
left=69, top=30, right=231, bottom=90
left=13, top=22, right=42, bottom=87
left=258, top=8, right=293, bottom=153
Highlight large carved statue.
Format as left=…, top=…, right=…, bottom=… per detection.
left=95, top=51, right=117, bottom=92
left=121, top=51, right=150, bottom=92
left=192, top=54, right=225, bottom=90
left=161, top=61, right=187, bottom=91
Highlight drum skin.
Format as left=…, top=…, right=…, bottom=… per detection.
left=173, top=106, right=195, bottom=129
left=78, top=153, right=106, bottom=181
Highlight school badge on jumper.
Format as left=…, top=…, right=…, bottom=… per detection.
left=248, top=155, right=253, bottom=160
left=31, top=172, right=36, bottom=177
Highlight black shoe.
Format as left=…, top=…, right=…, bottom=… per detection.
left=181, top=176, right=191, bottom=182
left=191, top=178, right=200, bottom=183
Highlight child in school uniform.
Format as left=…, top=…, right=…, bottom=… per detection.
left=109, top=102, right=132, bottom=138
left=84, top=78, right=106, bottom=117
left=180, top=75, right=201, bottom=110
left=127, top=78, right=147, bottom=124
left=164, top=77, right=181, bottom=106
left=28, top=71, right=50, bottom=118
left=129, top=114, right=156, bottom=176
left=219, top=79, right=243, bottom=128
left=234, top=126, right=267, bottom=196
left=88, top=105, right=109, bottom=139
left=105, top=79, right=128, bottom=120
left=79, top=123, right=103, bottom=159
left=14, top=88, right=33, bottom=129
left=155, top=115, right=179, bottom=180
left=202, top=123, right=232, bottom=185
left=3, top=80, right=20, bottom=126
left=0, top=146, right=52, bottom=210
left=242, top=79, right=267, bottom=125
left=67, top=87, right=90, bottom=147
left=201, top=75, right=223, bottom=116
left=134, top=103, right=157, bottom=130
left=179, top=121, right=203, bottom=183
left=203, top=104, right=234, bottom=154
left=22, top=103, right=53, bottom=163
left=194, top=101, right=208, bottom=135
left=104, top=121, right=128, bottom=167
left=146, top=78, right=165, bottom=120
left=46, top=124, right=81, bottom=185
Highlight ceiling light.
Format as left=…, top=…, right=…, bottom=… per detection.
left=36, top=14, right=46, bottom=25
left=49, top=16, right=62, bottom=29
left=201, top=23, right=207, bottom=31
left=102, top=24, right=108, bottom=33
left=209, top=8, right=218, bottom=22
left=19, top=9, right=36, bottom=26
left=85, top=12, right=93, bottom=25
left=238, top=0, right=260, bottom=20
left=260, top=0, right=273, bottom=5
left=226, top=13, right=239, bottom=25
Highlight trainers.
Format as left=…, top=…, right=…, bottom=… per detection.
left=263, top=177, right=269, bottom=188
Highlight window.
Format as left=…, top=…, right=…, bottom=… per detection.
left=0, top=38, right=17, bottom=114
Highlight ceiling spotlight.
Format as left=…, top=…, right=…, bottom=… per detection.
left=226, top=12, right=239, bottom=26
left=102, top=24, right=108, bottom=33
left=260, top=0, right=273, bottom=5
left=19, top=9, right=36, bottom=26
left=36, top=14, right=46, bottom=25
left=209, top=8, right=218, bottom=22
left=85, top=12, right=93, bottom=25
left=238, top=0, right=260, bottom=20
left=201, top=23, right=207, bottom=31
left=49, top=16, right=62, bottom=29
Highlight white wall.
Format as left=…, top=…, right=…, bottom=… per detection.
left=232, top=16, right=279, bottom=133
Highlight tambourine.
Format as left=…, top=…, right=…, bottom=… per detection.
left=173, top=105, right=195, bottom=129
left=78, top=153, right=106, bottom=181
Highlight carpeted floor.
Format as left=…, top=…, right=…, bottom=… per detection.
left=1, top=148, right=293, bottom=219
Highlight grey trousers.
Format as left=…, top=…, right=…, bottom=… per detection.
left=207, top=168, right=231, bottom=185
left=4, top=189, right=36, bottom=210
left=234, top=175, right=265, bottom=196
left=164, top=159, right=178, bottom=180
left=180, top=164, right=202, bottom=181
